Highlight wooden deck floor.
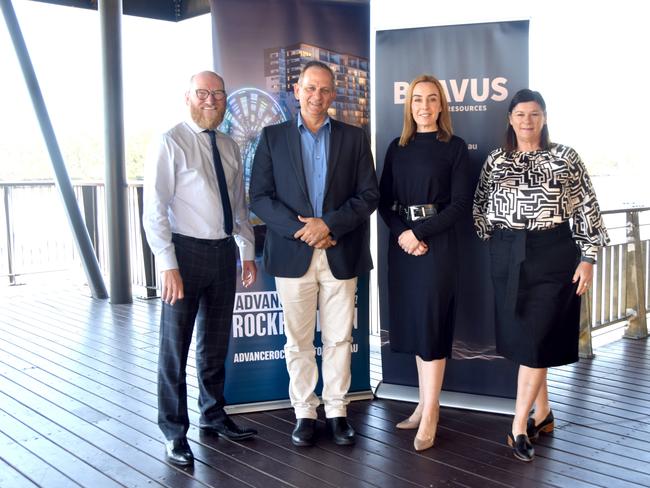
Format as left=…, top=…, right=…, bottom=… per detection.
left=1, top=283, right=649, bottom=487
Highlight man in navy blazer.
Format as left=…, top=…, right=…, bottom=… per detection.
left=250, top=61, right=378, bottom=446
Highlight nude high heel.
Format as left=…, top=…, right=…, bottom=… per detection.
left=396, top=404, right=423, bottom=429
left=396, top=412, right=421, bottom=429
left=413, top=434, right=434, bottom=451
left=413, top=403, right=439, bottom=452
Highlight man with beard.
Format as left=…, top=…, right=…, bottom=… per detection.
left=143, top=71, right=257, bottom=467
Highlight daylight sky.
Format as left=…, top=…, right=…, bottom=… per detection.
left=0, top=1, right=212, bottom=141
left=2, top=0, right=648, bottom=202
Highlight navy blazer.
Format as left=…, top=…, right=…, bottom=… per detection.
left=250, top=118, right=379, bottom=279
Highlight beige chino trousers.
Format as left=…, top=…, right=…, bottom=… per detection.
left=275, top=249, right=357, bottom=419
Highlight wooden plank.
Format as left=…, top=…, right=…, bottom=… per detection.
left=0, top=430, right=75, bottom=488
left=267, top=407, right=515, bottom=488
left=246, top=410, right=485, bottom=488
left=3, top=286, right=650, bottom=488
left=0, top=458, right=40, bottom=488
left=0, top=405, right=121, bottom=488
left=247, top=411, right=445, bottom=487
left=194, top=426, right=362, bottom=488
left=547, top=372, right=650, bottom=411
left=2, top=297, right=204, bottom=395
left=2, top=308, right=356, bottom=486
left=0, top=327, right=160, bottom=406
left=0, top=339, right=299, bottom=488
left=0, top=384, right=205, bottom=488
left=359, top=400, right=611, bottom=488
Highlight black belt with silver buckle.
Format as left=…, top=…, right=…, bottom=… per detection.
left=393, top=203, right=439, bottom=222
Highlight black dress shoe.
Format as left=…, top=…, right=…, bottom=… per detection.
left=200, top=416, right=257, bottom=441
left=292, top=418, right=316, bottom=446
left=527, top=410, right=554, bottom=441
left=506, top=432, right=534, bottom=462
left=327, top=417, right=355, bottom=446
left=165, top=438, right=194, bottom=466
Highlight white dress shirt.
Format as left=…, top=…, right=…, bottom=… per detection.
left=143, top=119, right=255, bottom=271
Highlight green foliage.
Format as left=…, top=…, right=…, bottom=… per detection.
left=0, top=129, right=152, bottom=182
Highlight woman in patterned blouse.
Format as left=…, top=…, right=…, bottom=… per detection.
left=473, top=89, right=609, bottom=462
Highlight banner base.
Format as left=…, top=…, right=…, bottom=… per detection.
left=374, top=382, right=514, bottom=416
left=225, top=390, right=375, bottom=415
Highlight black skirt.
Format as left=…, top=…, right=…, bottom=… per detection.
left=489, top=222, right=581, bottom=368
left=387, top=225, right=456, bottom=361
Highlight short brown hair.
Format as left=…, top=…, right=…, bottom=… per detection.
left=298, top=61, right=335, bottom=87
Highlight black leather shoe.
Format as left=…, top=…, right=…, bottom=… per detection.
left=165, top=438, right=194, bottom=466
left=506, top=432, right=534, bottom=462
left=327, top=417, right=355, bottom=446
left=527, top=410, right=554, bottom=441
left=292, top=418, right=316, bottom=446
left=200, top=416, right=257, bottom=441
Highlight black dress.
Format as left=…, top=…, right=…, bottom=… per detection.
left=379, top=132, right=472, bottom=360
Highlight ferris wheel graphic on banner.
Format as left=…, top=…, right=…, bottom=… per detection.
left=220, top=87, right=290, bottom=198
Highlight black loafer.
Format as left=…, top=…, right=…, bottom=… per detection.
left=200, top=416, right=257, bottom=441
left=292, top=418, right=316, bottom=446
left=527, top=410, right=554, bottom=441
left=165, top=438, right=194, bottom=466
left=507, top=432, right=534, bottom=462
left=327, top=417, right=355, bottom=446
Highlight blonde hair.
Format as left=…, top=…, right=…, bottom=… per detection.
left=399, top=74, right=453, bottom=146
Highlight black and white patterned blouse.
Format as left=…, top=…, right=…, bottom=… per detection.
left=473, top=143, right=610, bottom=262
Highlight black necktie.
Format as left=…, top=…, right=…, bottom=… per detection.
left=205, top=130, right=233, bottom=235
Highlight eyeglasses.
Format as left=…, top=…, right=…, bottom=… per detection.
left=195, top=89, right=227, bottom=101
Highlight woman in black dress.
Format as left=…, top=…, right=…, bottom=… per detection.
left=473, top=89, right=609, bottom=461
left=379, top=74, right=472, bottom=451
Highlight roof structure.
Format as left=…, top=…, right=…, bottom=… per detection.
left=30, top=0, right=211, bottom=21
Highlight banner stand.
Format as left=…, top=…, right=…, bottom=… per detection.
left=376, top=21, right=530, bottom=407
left=374, top=382, right=514, bottom=416
left=226, top=390, right=375, bottom=415
left=211, top=0, right=372, bottom=409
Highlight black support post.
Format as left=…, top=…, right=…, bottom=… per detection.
left=1, top=0, right=108, bottom=299
left=99, top=0, right=132, bottom=303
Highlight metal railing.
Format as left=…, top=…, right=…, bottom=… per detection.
left=579, top=208, right=650, bottom=356
left=0, top=181, right=156, bottom=297
left=1, top=181, right=648, bottom=351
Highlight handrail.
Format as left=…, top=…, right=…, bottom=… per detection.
left=1, top=181, right=648, bottom=350
left=0, top=182, right=154, bottom=299
left=601, top=206, right=650, bottom=215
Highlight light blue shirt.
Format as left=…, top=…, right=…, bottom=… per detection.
left=297, top=113, right=330, bottom=218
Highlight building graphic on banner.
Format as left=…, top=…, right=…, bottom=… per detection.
left=264, top=43, right=369, bottom=130
left=219, top=87, right=290, bottom=220
left=220, top=43, right=369, bottom=227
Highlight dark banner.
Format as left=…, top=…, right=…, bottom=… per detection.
left=376, top=21, right=529, bottom=399
left=209, top=0, right=371, bottom=407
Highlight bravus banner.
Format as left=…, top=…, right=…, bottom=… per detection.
left=376, top=21, right=529, bottom=403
